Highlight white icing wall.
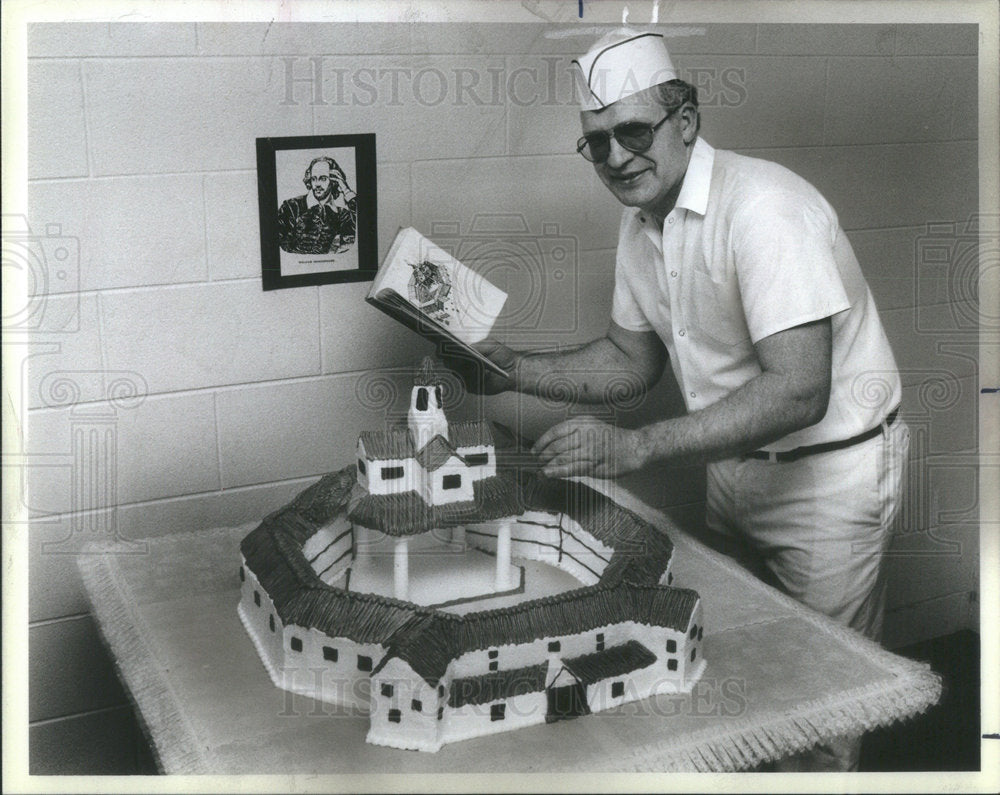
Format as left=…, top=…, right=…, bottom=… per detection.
left=302, top=516, right=354, bottom=585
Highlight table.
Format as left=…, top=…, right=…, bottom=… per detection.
left=78, top=479, right=941, bottom=774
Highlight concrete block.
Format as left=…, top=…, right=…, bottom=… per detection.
left=205, top=170, right=261, bottom=281
left=216, top=373, right=407, bottom=488
left=28, top=22, right=197, bottom=57
left=83, top=58, right=313, bottom=175
left=894, top=24, right=978, bottom=55
left=24, top=293, right=104, bottom=410
left=886, top=522, right=978, bottom=607
left=826, top=56, right=977, bottom=145
left=30, top=705, right=153, bottom=775
left=411, top=155, right=619, bottom=253
left=99, top=281, right=320, bottom=394
left=319, top=280, right=435, bottom=374
left=744, top=141, right=977, bottom=231
left=880, top=305, right=978, bottom=386
left=29, top=615, right=128, bottom=722
left=900, top=374, right=978, bottom=454
left=196, top=22, right=409, bottom=55
left=28, top=174, right=207, bottom=292
left=882, top=590, right=971, bottom=648
left=311, top=56, right=507, bottom=163
left=26, top=391, right=220, bottom=514
left=27, top=60, right=89, bottom=180
left=756, top=23, right=895, bottom=55
left=846, top=226, right=925, bottom=311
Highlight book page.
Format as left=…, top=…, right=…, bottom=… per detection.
left=372, top=228, right=507, bottom=344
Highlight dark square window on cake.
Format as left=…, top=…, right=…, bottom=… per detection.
left=411, top=699, right=422, bottom=712
left=691, top=648, right=697, bottom=662
left=239, top=566, right=245, bottom=582
left=388, top=709, right=401, bottom=723
left=442, top=474, right=462, bottom=490
left=381, top=466, right=404, bottom=480
left=690, top=625, right=697, bottom=639
left=438, top=684, right=445, bottom=698
left=357, top=458, right=366, bottom=474
left=438, top=706, right=444, bottom=720
left=489, top=661, right=498, bottom=672
left=323, top=646, right=338, bottom=662
left=548, top=641, right=561, bottom=653
left=488, top=649, right=498, bottom=659
left=465, top=452, right=489, bottom=466
left=358, top=655, right=372, bottom=672
left=381, top=683, right=393, bottom=698
left=611, top=681, right=624, bottom=698
left=490, top=703, right=506, bottom=721
left=253, top=590, right=260, bottom=606
left=290, top=637, right=302, bottom=652
left=698, top=627, right=704, bottom=641
left=269, top=614, right=275, bottom=632
left=666, top=639, right=676, bottom=653
left=668, top=658, right=678, bottom=671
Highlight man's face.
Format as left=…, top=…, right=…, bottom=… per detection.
left=308, top=162, right=336, bottom=202
left=580, top=88, right=693, bottom=221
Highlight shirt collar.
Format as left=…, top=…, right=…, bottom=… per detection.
left=674, top=136, right=714, bottom=216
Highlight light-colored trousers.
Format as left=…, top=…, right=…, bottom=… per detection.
left=704, top=417, right=910, bottom=771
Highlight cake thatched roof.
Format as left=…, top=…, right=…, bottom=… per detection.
left=357, top=421, right=493, bottom=463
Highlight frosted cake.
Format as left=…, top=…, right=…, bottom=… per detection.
left=238, top=362, right=706, bottom=752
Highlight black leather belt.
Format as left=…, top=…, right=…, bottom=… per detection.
left=743, top=407, right=899, bottom=463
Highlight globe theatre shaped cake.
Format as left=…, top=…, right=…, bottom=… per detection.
left=238, top=361, right=706, bottom=752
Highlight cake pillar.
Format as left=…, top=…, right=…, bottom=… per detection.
left=451, top=525, right=466, bottom=551
left=495, top=520, right=511, bottom=590
left=394, top=538, right=409, bottom=600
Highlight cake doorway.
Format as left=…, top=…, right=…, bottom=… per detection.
left=545, top=682, right=590, bottom=723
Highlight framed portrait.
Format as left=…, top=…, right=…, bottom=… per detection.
left=256, top=134, right=378, bottom=290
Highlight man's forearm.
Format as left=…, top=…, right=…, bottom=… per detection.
left=634, top=369, right=828, bottom=468
left=511, top=336, right=654, bottom=407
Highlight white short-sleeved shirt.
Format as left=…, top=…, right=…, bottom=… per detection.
left=612, top=137, right=901, bottom=451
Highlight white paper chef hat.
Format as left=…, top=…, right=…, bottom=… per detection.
left=572, top=28, right=678, bottom=111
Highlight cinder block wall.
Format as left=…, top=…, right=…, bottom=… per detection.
left=23, top=22, right=979, bottom=772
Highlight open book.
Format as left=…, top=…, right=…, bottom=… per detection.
left=367, top=227, right=509, bottom=377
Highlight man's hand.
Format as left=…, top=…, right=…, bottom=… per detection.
left=438, top=338, right=518, bottom=395
left=532, top=417, right=647, bottom=479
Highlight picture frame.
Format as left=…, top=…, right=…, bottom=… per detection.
left=256, top=133, right=378, bottom=290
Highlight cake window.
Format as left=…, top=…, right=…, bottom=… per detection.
left=438, top=684, right=445, bottom=698
left=416, top=387, right=428, bottom=411
left=691, top=648, right=697, bottom=662
left=437, top=706, right=444, bottom=720
left=411, top=699, right=422, bottom=712
left=488, top=649, right=498, bottom=659
left=698, top=627, right=704, bottom=641
left=381, top=683, right=393, bottom=698
left=443, top=474, right=462, bottom=490
left=290, top=637, right=302, bottom=652
left=388, top=709, right=401, bottom=723
left=253, top=590, right=261, bottom=606
left=690, top=625, right=697, bottom=640
left=381, top=466, right=404, bottom=480
left=323, top=646, right=338, bottom=662
left=548, top=641, right=561, bottom=653
left=668, top=572, right=674, bottom=584
left=465, top=452, right=489, bottom=466
left=666, top=639, right=676, bottom=653
left=435, top=386, right=442, bottom=406
left=668, top=659, right=678, bottom=671
left=239, top=566, right=245, bottom=582
left=357, top=459, right=366, bottom=474
left=611, top=681, right=624, bottom=698
left=358, top=655, right=373, bottom=672
left=269, top=614, right=275, bottom=632
left=596, top=640, right=605, bottom=652
left=490, top=703, right=506, bottom=721
left=489, top=661, right=498, bottom=672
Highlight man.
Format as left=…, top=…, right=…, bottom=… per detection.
left=277, top=156, right=357, bottom=255
left=458, top=28, right=909, bottom=771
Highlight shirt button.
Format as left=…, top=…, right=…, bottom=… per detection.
left=639, top=216, right=646, bottom=223
left=690, top=392, right=697, bottom=398
left=670, top=270, right=678, bottom=278
left=678, top=329, right=686, bottom=337
left=667, top=217, right=674, bottom=225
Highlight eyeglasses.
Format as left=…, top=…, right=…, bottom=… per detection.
left=576, top=106, right=681, bottom=163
